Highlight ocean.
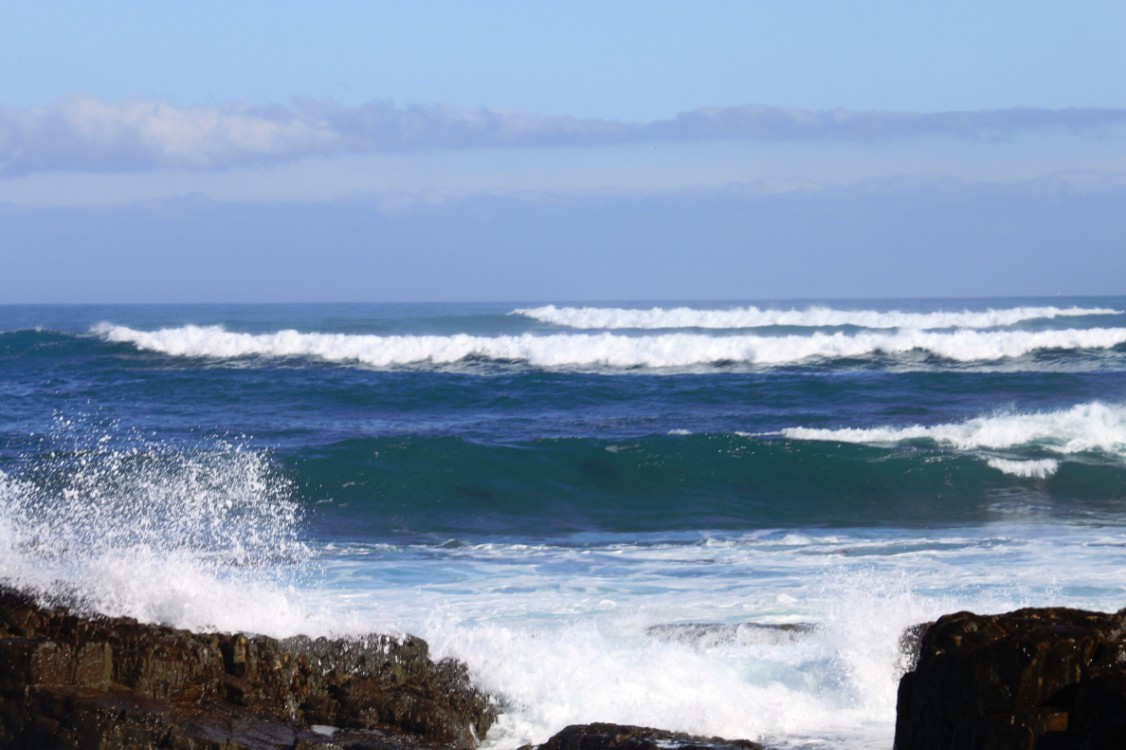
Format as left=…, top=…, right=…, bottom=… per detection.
left=2, top=298, right=1126, bottom=749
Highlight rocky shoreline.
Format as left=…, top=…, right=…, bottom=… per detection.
left=6, top=584, right=1126, bottom=750
left=0, top=585, right=495, bottom=749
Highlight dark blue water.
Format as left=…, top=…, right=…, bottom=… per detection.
left=3, top=299, right=1126, bottom=538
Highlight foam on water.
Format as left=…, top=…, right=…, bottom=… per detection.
left=315, top=526, right=1126, bottom=749
left=94, top=323, right=1126, bottom=370
left=514, top=304, right=1121, bottom=330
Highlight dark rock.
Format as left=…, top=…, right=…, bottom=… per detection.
left=0, top=585, right=496, bottom=750
left=534, top=723, right=765, bottom=750
left=896, top=621, right=932, bottom=673
left=894, top=607, right=1126, bottom=750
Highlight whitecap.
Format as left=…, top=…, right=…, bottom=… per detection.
left=985, top=458, right=1061, bottom=478
left=781, top=402, right=1126, bottom=460
left=93, top=323, right=1126, bottom=370
left=513, top=304, right=1121, bottom=330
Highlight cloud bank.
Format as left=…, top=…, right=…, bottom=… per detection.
left=2, top=96, right=1125, bottom=176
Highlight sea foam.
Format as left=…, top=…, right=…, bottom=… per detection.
left=326, top=526, right=1126, bottom=750
left=94, top=323, right=1126, bottom=370
left=514, top=304, right=1121, bottom=330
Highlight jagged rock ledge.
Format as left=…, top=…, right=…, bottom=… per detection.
left=0, top=585, right=497, bottom=750
left=895, top=607, right=1126, bottom=750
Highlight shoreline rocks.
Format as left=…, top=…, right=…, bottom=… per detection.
left=34, top=583, right=1126, bottom=750
left=0, top=585, right=496, bottom=749
left=895, top=607, right=1126, bottom=750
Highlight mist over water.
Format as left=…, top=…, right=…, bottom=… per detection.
left=3, top=298, right=1126, bottom=749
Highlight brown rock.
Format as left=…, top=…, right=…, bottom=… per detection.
left=0, top=585, right=496, bottom=750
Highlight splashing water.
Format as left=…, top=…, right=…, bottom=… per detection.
left=0, top=418, right=315, bottom=634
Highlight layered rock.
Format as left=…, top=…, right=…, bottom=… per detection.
left=0, top=585, right=496, bottom=750
left=895, top=607, right=1126, bottom=750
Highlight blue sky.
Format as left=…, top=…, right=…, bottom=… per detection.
left=2, top=1, right=1125, bottom=301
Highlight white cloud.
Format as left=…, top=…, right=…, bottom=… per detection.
left=0, top=96, right=339, bottom=173
left=2, top=96, right=1125, bottom=177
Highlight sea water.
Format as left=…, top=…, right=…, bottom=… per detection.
left=2, top=298, right=1126, bottom=748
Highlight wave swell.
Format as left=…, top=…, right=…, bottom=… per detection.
left=293, top=427, right=1126, bottom=538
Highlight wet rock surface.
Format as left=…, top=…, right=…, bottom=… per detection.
left=895, top=607, right=1126, bottom=750
left=0, top=585, right=496, bottom=750
left=532, top=723, right=765, bottom=750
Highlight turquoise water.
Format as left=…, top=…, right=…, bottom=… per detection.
left=2, top=298, right=1126, bottom=748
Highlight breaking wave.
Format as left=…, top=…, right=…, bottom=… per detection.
left=513, top=304, right=1121, bottom=330
left=985, top=458, right=1061, bottom=479
left=93, top=323, right=1126, bottom=370
left=780, top=402, right=1126, bottom=465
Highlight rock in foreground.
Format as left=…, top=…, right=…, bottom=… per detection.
left=533, top=723, right=764, bottom=750
left=895, top=607, right=1126, bottom=750
left=0, top=586, right=496, bottom=750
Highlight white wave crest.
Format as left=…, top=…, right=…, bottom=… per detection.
left=782, top=402, right=1126, bottom=458
left=514, top=304, right=1121, bottom=330
left=985, top=458, right=1061, bottom=478
left=94, top=323, right=1126, bottom=369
